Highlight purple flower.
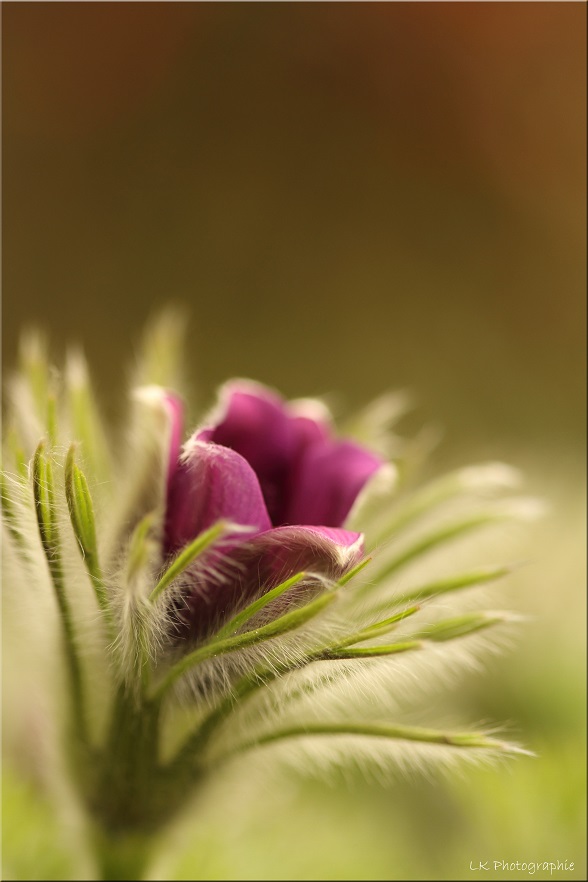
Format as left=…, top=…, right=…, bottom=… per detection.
left=163, top=381, right=384, bottom=639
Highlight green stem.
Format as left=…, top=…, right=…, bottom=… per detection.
left=168, top=665, right=288, bottom=775
left=224, top=721, right=524, bottom=759
left=33, top=442, right=87, bottom=742
left=51, top=562, right=87, bottom=742
left=149, top=520, right=228, bottom=602
left=94, top=688, right=162, bottom=831
left=92, top=827, right=154, bottom=882
left=151, top=592, right=335, bottom=701
left=369, top=513, right=505, bottom=586
left=214, top=570, right=307, bottom=640
left=87, top=689, right=185, bottom=880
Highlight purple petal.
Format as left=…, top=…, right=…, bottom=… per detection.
left=164, top=439, right=271, bottom=554
left=200, top=381, right=296, bottom=525
left=198, top=381, right=384, bottom=530
left=288, top=412, right=331, bottom=454
left=239, top=525, right=364, bottom=586
left=175, top=524, right=364, bottom=642
left=285, top=439, right=384, bottom=527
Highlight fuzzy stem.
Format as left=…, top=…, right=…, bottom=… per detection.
left=369, top=463, right=518, bottom=549
left=92, top=828, right=154, bottom=882
left=369, top=513, right=506, bottom=585
left=149, top=520, right=228, bottom=602
left=333, top=603, right=421, bottom=648
left=33, top=443, right=87, bottom=742
left=213, top=570, right=307, bottom=640
left=151, top=592, right=335, bottom=701
left=88, top=688, right=193, bottom=879
left=389, top=564, right=511, bottom=606
left=167, top=663, right=291, bottom=775
left=49, top=562, right=87, bottom=741
left=154, top=560, right=370, bottom=703
left=223, top=722, right=527, bottom=759
left=65, top=445, right=115, bottom=638
left=95, top=688, right=162, bottom=830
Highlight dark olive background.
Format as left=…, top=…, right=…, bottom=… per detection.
left=2, top=4, right=586, bottom=880
left=3, top=3, right=585, bottom=461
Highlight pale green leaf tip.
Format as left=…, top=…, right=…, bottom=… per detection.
left=499, top=742, right=536, bottom=758
left=65, top=444, right=98, bottom=558
left=65, top=442, right=76, bottom=482
left=339, top=555, right=372, bottom=586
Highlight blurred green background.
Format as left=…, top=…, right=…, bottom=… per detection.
left=2, top=3, right=586, bottom=880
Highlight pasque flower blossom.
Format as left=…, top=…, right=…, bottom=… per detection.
left=164, top=380, right=383, bottom=639
left=2, top=316, right=537, bottom=881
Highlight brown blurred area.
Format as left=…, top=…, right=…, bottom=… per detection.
left=2, top=3, right=585, bottom=464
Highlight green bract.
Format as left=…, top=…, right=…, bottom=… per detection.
left=1, top=314, right=539, bottom=881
